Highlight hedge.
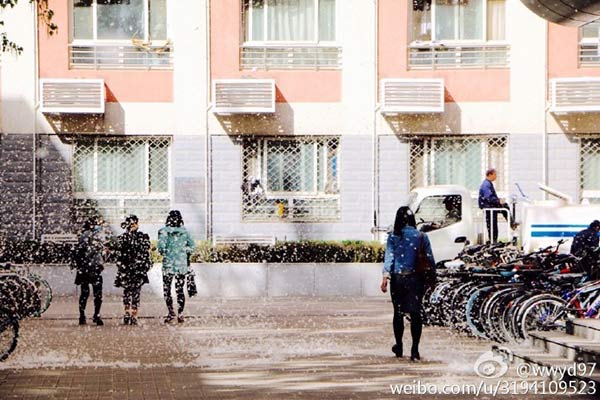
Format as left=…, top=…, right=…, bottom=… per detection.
left=0, top=239, right=384, bottom=264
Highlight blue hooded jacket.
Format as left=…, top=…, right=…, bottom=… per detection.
left=158, top=226, right=195, bottom=275
left=382, top=227, right=435, bottom=275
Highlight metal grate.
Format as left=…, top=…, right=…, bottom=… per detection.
left=580, top=139, right=600, bottom=201
left=72, top=137, right=171, bottom=224
left=408, top=43, right=510, bottom=70
left=241, top=136, right=340, bottom=222
left=241, top=45, right=342, bottom=70
left=69, top=43, right=173, bottom=70
left=409, top=135, right=508, bottom=193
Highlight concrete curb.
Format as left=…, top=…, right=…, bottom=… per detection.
left=33, top=263, right=386, bottom=298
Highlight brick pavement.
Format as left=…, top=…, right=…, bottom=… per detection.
left=0, top=296, right=595, bottom=399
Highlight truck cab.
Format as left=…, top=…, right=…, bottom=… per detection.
left=408, top=185, right=477, bottom=262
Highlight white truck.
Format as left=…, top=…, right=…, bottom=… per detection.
left=383, top=184, right=600, bottom=263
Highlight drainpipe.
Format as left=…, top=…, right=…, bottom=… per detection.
left=372, top=0, right=379, bottom=241
left=542, top=21, right=548, bottom=201
left=32, top=2, right=40, bottom=240
left=205, top=0, right=212, bottom=241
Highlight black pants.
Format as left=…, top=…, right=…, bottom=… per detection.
left=484, top=205, right=510, bottom=243
left=163, top=274, right=185, bottom=315
left=123, top=284, right=143, bottom=310
left=79, top=275, right=103, bottom=317
left=390, top=274, right=423, bottom=351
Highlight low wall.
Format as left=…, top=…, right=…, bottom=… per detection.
left=32, top=263, right=386, bottom=298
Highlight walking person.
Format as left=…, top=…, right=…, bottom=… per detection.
left=113, top=215, right=152, bottom=326
left=158, top=210, right=195, bottom=324
left=478, top=168, right=513, bottom=243
left=380, top=206, right=435, bottom=361
left=73, top=216, right=106, bottom=326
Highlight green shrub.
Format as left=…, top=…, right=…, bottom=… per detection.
left=0, top=239, right=384, bottom=264
left=189, top=240, right=384, bottom=263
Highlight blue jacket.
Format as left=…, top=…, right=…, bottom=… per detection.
left=383, top=227, right=435, bottom=275
left=570, top=227, right=599, bottom=257
left=158, top=226, right=195, bottom=275
left=478, top=179, right=501, bottom=209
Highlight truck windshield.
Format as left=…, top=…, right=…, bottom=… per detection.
left=414, top=195, right=462, bottom=231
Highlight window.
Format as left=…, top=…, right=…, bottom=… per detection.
left=580, top=22, right=600, bottom=65
left=73, top=137, right=171, bottom=223
left=410, top=136, right=507, bottom=193
left=73, top=0, right=167, bottom=42
left=241, top=136, right=340, bottom=222
left=414, top=194, right=462, bottom=232
left=241, top=0, right=341, bottom=70
left=243, top=0, right=336, bottom=43
left=408, top=0, right=508, bottom=69
left=580, top=139, right=600, bottom=202
left=411, top=0, right=505, bottom=43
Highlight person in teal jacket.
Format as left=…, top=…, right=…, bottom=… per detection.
left=158, top=210, right=195, bottom=323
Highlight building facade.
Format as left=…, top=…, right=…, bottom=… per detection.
left=0, top=0, right=598, bottom=241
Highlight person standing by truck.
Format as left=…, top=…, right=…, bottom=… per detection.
left=380, top=206, right=435, bottom=361
left=478, top=168, right=511, bottom=243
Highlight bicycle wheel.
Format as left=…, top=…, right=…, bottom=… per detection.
left=27, top=274, right=52, bottom=316
left=518, top=296, right=567, bottom=340
left=0, top=309, right=19, bottom=362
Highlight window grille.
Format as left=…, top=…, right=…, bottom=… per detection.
left=241, top=136, right=340, bottom=222
left=580, top=139, right=600, bottom=202
left=72, top=136, right=171, bottom=224
left=409, top=135, right=508, bottom=193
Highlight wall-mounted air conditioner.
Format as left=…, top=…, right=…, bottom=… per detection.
left=380, top=78, right=444, bottom=114
left=213, top=79, right=275, bottom=114
left=40, top=78, right=105, bottom=114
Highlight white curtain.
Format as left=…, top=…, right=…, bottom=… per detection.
left=267, top=0, right=315, bottom=41
left=435, top=0, right=483, bottom=40
left=487, top=0, right=505, bottom=41
left=319, top=0, right=336, bottom=41
left=74, top=143, right=95, bottom=192
left=97, top=141, right=145, bottom=193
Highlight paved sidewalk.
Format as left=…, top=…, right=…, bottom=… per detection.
left=0, top=296, right=594, bottom=399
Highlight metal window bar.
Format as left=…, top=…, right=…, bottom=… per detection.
left=241, top=136, right=341, bottom=222
left=409, top=135, right=508, bottom=192
left=69, top=43, right=173, bottom=70
left=580, top=139, right=600, bottom=202
left=408, top=43, right=510, bottom=70
left=579, top=42, right=600, bottom=66
left=72, top=137, right=171, bottom=224
left=241, top=45, right=342, bottom=70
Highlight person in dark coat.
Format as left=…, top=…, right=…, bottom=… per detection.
left=478, top=168, right=512, bottom=243
left=158, top=210, right=195, bottom=324
left=381, top=206, right=435, bottom=361
left=113, top=215, right=152, bottom=326
left=74, top=216, right=106, bottom=326
left=570, top=220, right=600, bottom=257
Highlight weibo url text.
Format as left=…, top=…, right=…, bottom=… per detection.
left=390, top=380, right=597, bottom=396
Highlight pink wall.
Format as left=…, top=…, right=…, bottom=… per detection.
left=548, top=24, right=600, bottom=78
left=210, top=0, right=341, bottom=103
left=378, top=0, right=510, bottom=102
left=39, top=0, right=173, bottom=103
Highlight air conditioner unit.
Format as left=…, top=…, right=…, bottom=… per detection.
left=213, top=79, right=275, bottom=114
left=40, top=79, right=105, bottom=114
left=380, top=78, right=444, bottom=114
left=550, top=77, right=600, bottom=112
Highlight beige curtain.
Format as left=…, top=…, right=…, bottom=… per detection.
left=487, top=0, right=505, bottom=41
